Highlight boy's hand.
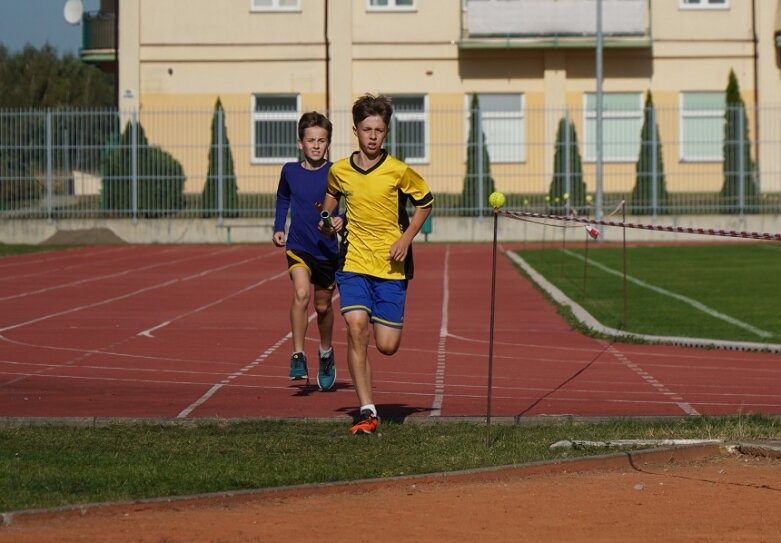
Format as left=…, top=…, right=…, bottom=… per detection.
left=272, top=231, right=286, bottom=247
left=319, top=215, right=343, bottom=236
left=388, top=237, right=410, bottom=262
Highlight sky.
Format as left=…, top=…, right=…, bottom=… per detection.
left=0, top=0, right=100, bottom=55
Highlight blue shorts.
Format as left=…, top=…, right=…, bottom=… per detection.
left=335, top=271, right=407, bottom=329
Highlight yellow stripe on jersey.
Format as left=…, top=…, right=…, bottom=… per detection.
left=327, top=151, right=433, bottom=280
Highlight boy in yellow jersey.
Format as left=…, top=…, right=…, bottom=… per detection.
left=321, top=94, right=433, bottom=434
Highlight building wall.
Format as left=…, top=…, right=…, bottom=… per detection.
left=116, top=0, right=781, bottom=196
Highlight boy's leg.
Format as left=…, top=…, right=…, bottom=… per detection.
left=288, top=266, right=311, bottom=379
left=289, top=267, right=311, bottom=353
left=373, top=325, right=402, bottom=356
left=313, top=286, right=336, bottom=391
left=344, top=309, right=373, bottom=406
left=371, top=278, right=407, bottom=356
left=313, top=286, right=334, bottom=351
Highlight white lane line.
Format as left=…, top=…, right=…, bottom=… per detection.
left=603, top=342, right=700, bottom=416
left=0, top=246, right=131, bottom=282
left=0, top=246, right=240, bottom=302
left=176, top=333, right=292, bottom=418
left=177, top=291, right=341, bottom=418
left=564, top=249, right=772, bottom=338
left=430, top=245, right=450, bottom=416
left=0, top=250, right=275, bottom=333
left=138, top=269, right=286, bottom=337
left=0, top=278, right=180, bottom=333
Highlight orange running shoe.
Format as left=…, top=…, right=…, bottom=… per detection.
left=349, top=409, right=379, bottom=435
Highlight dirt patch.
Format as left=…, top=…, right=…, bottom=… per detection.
left=2, top=447, right=780, bottom=543
left=42, top=228, right=126, bottom=245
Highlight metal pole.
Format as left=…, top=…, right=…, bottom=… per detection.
left=486, top=211, right=498, bottom=437
left=46, top=110, right=53, bottom=224
left=595, top=0, right=604, bottom=221
left=217, top=107, right=225, bottom=226
left=131, top=110, right=138, bottom=224
left=477, top=106, right=485, bottom=218
left=651, top=105, right=658, bottom=219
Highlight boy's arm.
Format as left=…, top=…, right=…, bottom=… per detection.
left=272, top=169, right=291, bottom=247
left=389, top=204, right=432, bottom=262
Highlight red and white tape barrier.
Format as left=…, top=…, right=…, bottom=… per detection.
left=499, top=210, right=781, bottom=242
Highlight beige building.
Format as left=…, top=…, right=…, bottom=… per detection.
left=82, top=0, right=781, bottom=201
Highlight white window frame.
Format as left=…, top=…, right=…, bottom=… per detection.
left=583, top=92, right=643, bottom=163
left=250, top=0, right=300, bottom=12
left=679, top=91, right=725, bottom=162
left=250, top=94, right=300, bottom=164
left=464, top=93, right=526, bottom=164
left=387, top=95, right=429, bottom=164
left=679, top=0, right=729, bottom=10
left=366, top=0, right=416, bottom=12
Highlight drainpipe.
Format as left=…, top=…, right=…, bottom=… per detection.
left=751, top=0, right=759, bottom=178
left=324, top=0, right=331, bottom=117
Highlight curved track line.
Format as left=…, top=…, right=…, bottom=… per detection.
left=507, top=251, right=781, bottom=353
left=563, top=249, right=772, bottom=338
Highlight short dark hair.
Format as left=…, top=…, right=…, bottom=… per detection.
left=298, top=111, right=332, bottom=141
left=352, top=94, right=393, bottom=127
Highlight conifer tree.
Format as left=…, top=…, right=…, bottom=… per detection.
left=630, top=91, right=670, bottom=215
left=462, top=94, right=495, bottom=216
left=202, top=98, right=239, bottom=217
left=720, top=70, right=758, bottom=214
left=549, top=117, right=585, bottom=215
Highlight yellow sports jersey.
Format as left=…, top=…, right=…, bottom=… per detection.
left=327, top=151, right=433, bottom=280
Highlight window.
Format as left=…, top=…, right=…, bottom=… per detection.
left=465, top=94, right=525, bottom=163
left=252, top=95, right=299, bottom=163
left=680, top=92, right=725, bottom=162
left=250, top=0, right=299, bottom=12
left=680, top=0, right=728, bottom=9
left=367, top=0, right=415, bottom=11
left=584, top=93, right=642, bottom=162
left=387, top=95, right=427, bottom=163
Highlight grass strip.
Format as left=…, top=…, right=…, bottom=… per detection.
left=2, top=415, right=779, bottom=512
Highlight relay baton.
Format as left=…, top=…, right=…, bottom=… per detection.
left=320, top=210, right=333, bottom=228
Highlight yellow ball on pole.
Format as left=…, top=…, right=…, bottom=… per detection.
left=488, top=191, right=506, bottom=209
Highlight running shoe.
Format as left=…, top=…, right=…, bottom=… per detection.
left=289, top=352, right=308, bottom=380
left=349, top=409, right=379, bottom=435
left=317, top=349, right=336, bottom=391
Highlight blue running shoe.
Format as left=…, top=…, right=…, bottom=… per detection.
left=289, top=352, right=308, bottom=380
left=317, top=349, right=336, bottom=391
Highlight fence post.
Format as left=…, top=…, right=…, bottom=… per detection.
left=131, top=110, right=138, bottom=224
left=477, top=106, right=484, bottom=218
left=737, top=107, right=745, bottom=217
left=46, top=110, right=53, bottom=224
left=651, top=105, right=658, bottom=219
left=564, top=111, right=571, bottom=214
left=217, top=106, right=224, bottom=226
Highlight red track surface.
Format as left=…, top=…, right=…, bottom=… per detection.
left=1, top=243, right=780, bottom=421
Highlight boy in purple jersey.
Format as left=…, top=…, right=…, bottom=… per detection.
left=272, top=112, right=343, bottom=391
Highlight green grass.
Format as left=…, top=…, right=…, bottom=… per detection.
left=517, top=243, right=781, bottom=344
left=1, top=415, right=779, bottom=512
left=0, top=243, right=72, bottom=257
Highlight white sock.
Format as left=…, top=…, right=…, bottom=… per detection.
left=361, top=404, right=377, bottom=417
left=319, top=346, right=332, bottom=357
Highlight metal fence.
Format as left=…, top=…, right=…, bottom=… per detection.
left=1, top=104, right=780, bottom=221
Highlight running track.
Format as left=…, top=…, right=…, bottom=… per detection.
left=1, top=243, right=780, bottom=421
